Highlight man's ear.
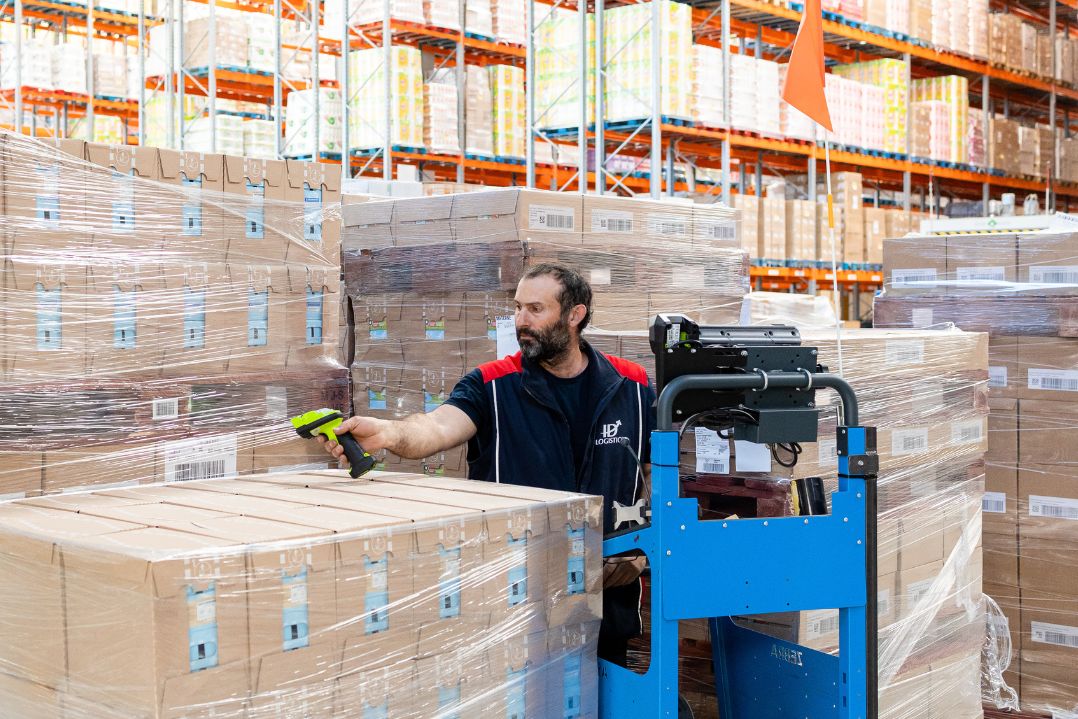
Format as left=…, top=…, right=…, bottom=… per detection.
left=570, top=304, right=586, bottom=328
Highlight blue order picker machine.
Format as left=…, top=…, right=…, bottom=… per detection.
left=599, top=315, right=879, bottom=719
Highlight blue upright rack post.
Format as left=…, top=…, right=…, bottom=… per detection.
left=599, top=371, right=878, bottom=719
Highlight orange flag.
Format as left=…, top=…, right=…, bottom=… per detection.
left=781, top=0, right=833, bottom=132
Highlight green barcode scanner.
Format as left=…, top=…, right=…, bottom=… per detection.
left=290, top=408, right=376, bottom=479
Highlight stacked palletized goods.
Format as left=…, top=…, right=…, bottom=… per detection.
left=875, top=225, right=1078, bottom=719
left=603, top=0, right=693, bottom=123
left=346, top=46, right=425, bottom=152
left=0, top=131, right=346, bottom=499
left=489, top=64, right=526, bottom=159
left=534, top=6, right=594, bottom=130
left=491, top=0, right=526, bottom=44
left=342, top=189, right=748, bottom=476
left=910, top=75, right=969, bottom=164
left=465, top=64, right=495, bottom=156
left=833, top=59, right=910, bottom=155
left=0, top=469, right=603, bottom=718
left=694, top=51, right=780, bottom=136
left=910, top=101, right=951, bottom=163
left=424, top=75, right=461, bottom=155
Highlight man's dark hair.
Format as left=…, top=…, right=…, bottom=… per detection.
left=522, top=263, right=594, bottom=332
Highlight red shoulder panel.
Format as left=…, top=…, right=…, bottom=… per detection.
left=478, top=353, right=524, bottom=383
left=604, top=354, right=650, bottom=386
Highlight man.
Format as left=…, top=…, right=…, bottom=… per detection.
left=321, top=263, right=656, bottom=665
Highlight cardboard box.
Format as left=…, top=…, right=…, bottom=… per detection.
left=152, top=433, right=255, bottom=484
left=947, top=234, right=1018, bottom=292
left=155, top=148, right=227, bottom=261
left=0, top=672, right=64, bottom=719
left=583, top=194, right=688, bottom=248
left=248, top=637, right=344, bottom=716
left=412, top=648, right=490, bottom=718
left=863, top=207, right=889, bottom=265
left=692, top=203, right=740, bottom=249
left=0, top=505, right=143, bottom=689
left=1018, top=464, right=1078, bottom=543
left=988, top=340, right=1020, bottom=399
left=252, top=437, right=334, bottom=474
left=342, top=199, right=395, bottom=251
left=1017, top=336, right=1078, bottom=400
left=1017, top=659, right=1076, bottom=715
left=0, top=450, right=44, bottom=499
left=62, top=526, right=251, bottom=714
left=83, top=262, right=168, bottom=378
left=83, top=143, right=160, bottom=246
left=984, top=462, right=1017, bottom=539
left=544, top=622, right=601, bottom=718
left=984, top=530, right=1018, bottom=589
left=463, top=290, right=515, bottom=364
left=450, top=188, right=582, bottom=247
left=221, top=155, right=290, bottom=263
left=334, top=656, right=415, bottom=716
left=285, top=264, right=341, bottom=369
left=159, top=263, right=234, bottom=378
left=393, top=194, right=456, bottom=247
left=42, top=442, right=155, bottom=493
left=223, top=265, right=290, bottom=374
left=882, top=235, right=945, bottom=294
left=1, top=135, right=87, bottom=232
left=1018, top=232, right=1078, bottom=294
left=1, top=258, right=89, bottom=381
left=485, top=630, right=552, bottom=718
left=896, top=559, right=945, bottom=621
left=1020, top=588, right=1078, bottom=667
left=1019, top=399, right=1078, bottom=465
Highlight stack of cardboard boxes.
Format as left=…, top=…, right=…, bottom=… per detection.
left=0, top=469, right=603, bottom=718
left=0, top=133, right=345, bottom=497
left=875, top=228, right=1078, bottom=716
left=343, top=188, right=748, bottom=476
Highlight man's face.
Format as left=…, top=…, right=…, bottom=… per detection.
left=514, top=275, right=574, bottom=363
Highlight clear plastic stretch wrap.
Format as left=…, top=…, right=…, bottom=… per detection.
left=876, top=227, right=1078, bottom=716
left=0, top=469, right=603, bottom=718
left=599, top=327, right=987, bottom=719
left=342, top=188, right=749, bottom=476
left=0, top=131, right=353, bottom=498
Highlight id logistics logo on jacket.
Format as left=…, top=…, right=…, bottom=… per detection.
left=596, top=420, right=623, bottom=444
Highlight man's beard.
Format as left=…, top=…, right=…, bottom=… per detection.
left=517, top=314, right=573, bottom=363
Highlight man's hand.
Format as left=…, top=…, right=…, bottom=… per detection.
left=316, top=405, right=478, bottom=466
left=316, top=416, right=397, bottom=468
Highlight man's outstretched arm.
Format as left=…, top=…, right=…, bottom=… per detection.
left=318, top=404, right=478, bottom=465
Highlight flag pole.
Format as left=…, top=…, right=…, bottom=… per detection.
left=823, top=134, right=844, bottom=376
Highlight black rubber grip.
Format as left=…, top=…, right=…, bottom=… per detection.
left=337, top=433, right=376, bottom=479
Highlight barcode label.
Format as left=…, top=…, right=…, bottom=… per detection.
left=529, top=205, right=575, bottom=231
left=956, top=266, right=1006, bottom=282
left=951, top=419, right=985, bottom=445
left=1031, top=265, right=1078, bottom=285
left=911, top=308, right=934, bottom=328
left=892, top=428, right=929, bottom=456
left=591, top=209, right=634, bottom=234
left=700, top=220, right=737, bottom=241
left=152, top=398, right=180, bottom=420
left=1032, top=621, right=1078, bottom=648
left=588, top=268, right=612, bottom=286
left=983, top=491, right=1007, bottom=514
left=908, top=578, right=933, bottom=605
left=173, top=459, right=227, bottom=482
left=163, top=435, right=238, bottom=483
left=817, top=438, right=838, bottom=468
left=647, top=214, right=690, bottom=237
left=885, top=340, right=925, bottom=366
left=1029, top=495, right=1078, bottom=521
left=694, top=427, right=730, bottom=475
left=988, top=366, right=1008, bottom=388
left=1029, top=369, right=1078, bottom=393
left=806, top=611, right=838, bottom=639
left=892, top=268, right=937, bottom=286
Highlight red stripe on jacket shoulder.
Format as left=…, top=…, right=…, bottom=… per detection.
left=479, top=353, right=524, bottom=383
left=604, top=354, right=650, bottom=386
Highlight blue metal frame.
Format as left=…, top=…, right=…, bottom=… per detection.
left=599, top=425, right=875, bottom=719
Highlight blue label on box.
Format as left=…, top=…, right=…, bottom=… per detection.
left=183, top=287, right=206, bottom=349
left=563, top=654, right=582, bottom=718
left=425, top=328, right=446, bottom=341
left=506, top=668, right=527, bottom=719
left=112, top=201, right=136, bottom=231
left=113, top=287, right=138, bottom=349
left=438, top=547, right=462, bottom=619
left=362, top=702, right=388, bottom=719
left=248, top=289, right=269, bottom=347
left=424, top=391, right=445, bottom=414
left=182, top=176, right=203, bottom=236
left=281, top=567, right=310, bottom=652
left=35, top=283, right=63, bottom=351
left=303, top=185, right=323, bottom=242
left=36, top=196, right=60, bottom=225
left=507, top=536, right=528, bottom=607
left=34, top=165, right=61, bottom=225
left=186, top=584, right=219, bottom=672
left=306, top=289, right=323, bottom=345
left=364, top=555, right=390, bottom=635
left=368, top=390, right=387, bottom=411
left=438, top=684, right=461, bottom=719
left=567, top=527, right=585, bottom=595
left=246, top=181, right=265, bottom=239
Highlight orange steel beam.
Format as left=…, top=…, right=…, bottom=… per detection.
left=0, top=88, right=139, bottom=118
left=320, top=20, right=525, bottom=63
left=0, top=1, right=162, bottom=35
